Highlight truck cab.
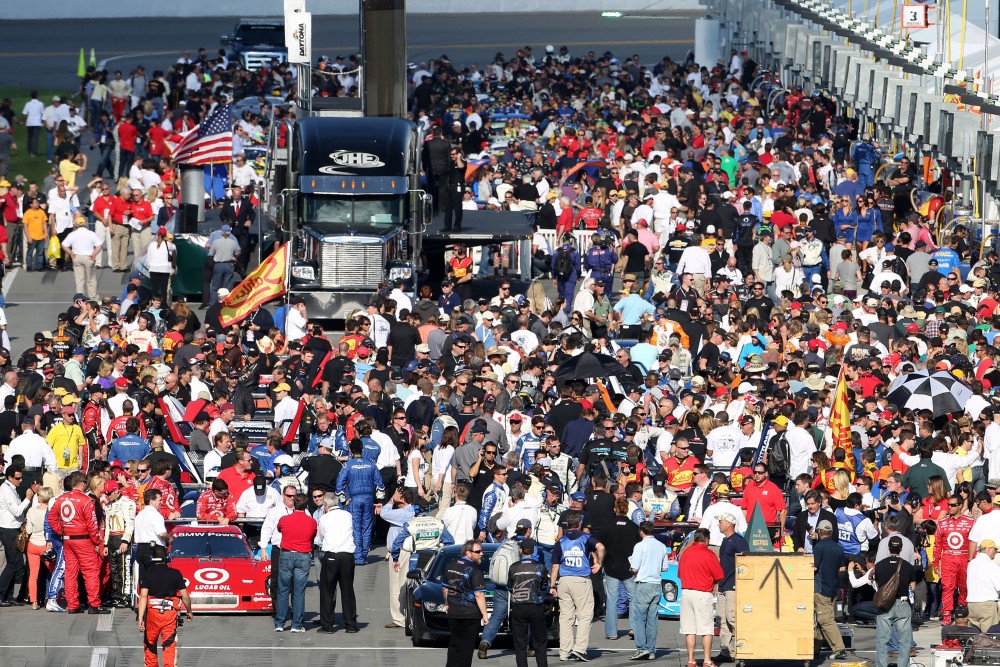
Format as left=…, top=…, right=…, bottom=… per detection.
left=269, top=115, right=428, bottom=319
left=222, top=19, right=287, bottom=71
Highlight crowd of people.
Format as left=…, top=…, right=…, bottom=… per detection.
left=0, top=36, right=999, bottom=667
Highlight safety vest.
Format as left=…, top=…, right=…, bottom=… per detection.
left=403, top=516, right=445, bottom=552
left=641, top=487, right=677, bottom=517
left=556, top=532, right=591, bottom=577
left=835, top=507, right=867, bottom=555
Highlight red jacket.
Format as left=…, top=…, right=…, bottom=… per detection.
left=48, top=489, right=101, bottom=544
left=118, top=122, right=139, bottom=151
left=195, top=489, right=237, bottom=522
left=677, top=541, right=723, bottom=592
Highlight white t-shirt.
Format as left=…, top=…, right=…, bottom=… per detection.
left=62, top=227, right=103, bottom=256
left=405, top=450, right=429, bottom=489
left=22, top=99, right=44, bottom=126
left=286, top=308, right=307, bottom=341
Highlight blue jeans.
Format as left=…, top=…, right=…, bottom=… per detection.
left=45, top=130, right=55, bottom=162
left=876, top=598, right=912, bottom=667
left=604, top=574, right=635, bottom=638
left=275, top=550, right=311, bottom=630
left=802, top=264, right=823, bottom=289
left=210, top=261, right=234, bottom=303
left=27, top=239, right=45, bottom=271
left=482, top=586, right=508, bottom=646
left=631, top=581, right=661, bottom=654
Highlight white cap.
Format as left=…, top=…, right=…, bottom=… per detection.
left=756, top=118, right=764, bottom=124
left=721, top=191, right=734, bottom=199
left=217, top=287, right=231, bottom=298
left=737, top=381, right=754, bottom=395
left=706, top=225, right=716, bottom=234
left=487, top=197, right=501, bottom=207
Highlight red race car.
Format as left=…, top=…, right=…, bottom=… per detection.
left=133, top=524, right=273, bottom=613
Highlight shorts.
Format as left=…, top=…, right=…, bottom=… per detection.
left=679, top=589, right=715, bottom=636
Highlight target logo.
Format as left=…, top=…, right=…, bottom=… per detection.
left=947, top=532, right=966, bottom=550
left=193, top=568, right=230, bottom=585
left=59, top=502, right=77, bottom=522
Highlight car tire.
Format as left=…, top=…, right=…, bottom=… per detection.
left=404, top=595, right=413, bottom=637
left=411, top=610, right=426, bottom=647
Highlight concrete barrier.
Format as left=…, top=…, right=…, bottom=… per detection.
left=8, top=0, right=703, bottom=20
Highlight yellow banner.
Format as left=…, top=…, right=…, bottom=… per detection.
left=219, top=243, right=288, bottom=327
left=830, top=369, right=852, bottom=453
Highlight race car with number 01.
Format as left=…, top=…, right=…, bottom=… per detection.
left=132, top=524, right=273, bottom=613
left=404, top=543, right=558, bottom=646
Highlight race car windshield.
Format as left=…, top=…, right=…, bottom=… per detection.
left=170, top=534, right=253, bottom=559
left=426, top=549, right=492, bottom=582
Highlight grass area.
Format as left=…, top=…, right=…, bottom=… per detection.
left=0, top=86, right=82, bottom=185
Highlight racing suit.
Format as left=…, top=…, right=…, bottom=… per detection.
left=82, top=399, right=107, bottom=458
left=478, top=482, right=510, bottom=540
left=147, top=476, right=178, bottom=519
left=934, top=514, right=975, bottom=622
left=389, top=515, right=454, bottom=626
left=43, top=512, right=64, bottom=603
left=141, top=562, right=187, bottom=667
left=47, top=489, right=103, bottom=610
left=194, top=489, right=237, bottom=523
left=336, top=456, right=385, bottom=564
left=104, top=494, right=136, bottom=606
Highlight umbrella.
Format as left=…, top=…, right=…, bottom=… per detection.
left=553, top=351, right=630, bottom=382
left=885, top=370, right=973, bottom=417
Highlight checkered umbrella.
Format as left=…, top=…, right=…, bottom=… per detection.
left=885, top=371, right=973, bottom=417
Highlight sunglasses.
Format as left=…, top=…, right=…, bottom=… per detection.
left=753, top=470, right=767, bottom=475
left=284, top=493, right=296, bottom=498
left=948, top=502, right=961, bottom=507
left=137, top=468, right=149, bottom=473
left=471, top=549, right=483, bottom=554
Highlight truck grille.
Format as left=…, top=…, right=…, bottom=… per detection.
left=320, top=241, right=384, bottom=287
left=242, top=51, right=285, bottom=71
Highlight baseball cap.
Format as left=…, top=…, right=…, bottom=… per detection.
left=113, top=377, right=129, bottom=388
left=72, top=347, right=87, bottom=356
left=470, top=422, right=488, bottom=434
left=515, top=518, right=533, bottom=532
left=980, top=539, right=998, bottom=548
left=570, top=491, right=586, bottom=502
left=103, top=480, right=121, bottom=494
left=773, top=415, right=789, bottom=426
left=519, top=538, right=536, bottom=552
left=220, top=402, right=236, bottom=412
left=221, top=224, right=232, bottom=232
left=816, top=519, right=834, bottom=532
left=274, top=383, right=291, bottom=392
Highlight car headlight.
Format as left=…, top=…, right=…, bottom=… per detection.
left=388, top=265, right=412, bottom=281
left=423, top=601, right=445, bottom=612
left=662, top=581, right=678, bottom=603
left=291, top=265, right=314, bottom=281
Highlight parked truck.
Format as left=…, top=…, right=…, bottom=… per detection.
left=264, top=107, right=428, bottom=319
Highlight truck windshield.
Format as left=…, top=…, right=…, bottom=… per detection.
left=235, top=25, right=284, bottom=45
left=299, top=194, right=404, bottom=233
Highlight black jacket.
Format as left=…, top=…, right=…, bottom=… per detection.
left=791, top=508, right=837, bottom=552
left=301, top=453, right=343, bottom=493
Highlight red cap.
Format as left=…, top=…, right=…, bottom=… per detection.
left=637, top=218, right=649, bottom=226
left=663, top=415, right=678, bottom=425
left=221, top=402, right=236, bottom=412
left=791, top=301, right=802, bottom=309
left=61, top=405, right=76, bottom=415
left=831, top=322, right=849, bottom=332
left=879, top=410, right=893, bottom=421
left=356, top=346, right=371, bottom=358
left=113, top=377, right=129, bottom=388
left=905, top=323, right=918, bottom=334
left=807, top=339, right=820, bottom=351
left=157, top=227, right=167, bottom=236
left=580, top=398, right=594, bottom=409
left=103, top=480, right=121, bottom=493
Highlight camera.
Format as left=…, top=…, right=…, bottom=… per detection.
left=887, top=491, right=900, bottom=505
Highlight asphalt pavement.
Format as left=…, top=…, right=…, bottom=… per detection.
left=0, top=540, right=946, bottom=667
left=0, top=13, right=700, bottom=91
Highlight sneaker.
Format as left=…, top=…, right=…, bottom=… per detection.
left=628, top=652, right=650, bottom=660
left=290, top=627, right=305, bottom=633
left=559, top=656, right=579, bottom=662
left=46, top=600, right=66, bottom=613
left=831, top=650, right=848, bottom=660
left=478, top=641, right=489, bottom=659
left=88, top=607, right=112, bottom=614
left=572, top=652, right=590, bottom=662
left=274, top=626, right=284, bottom=632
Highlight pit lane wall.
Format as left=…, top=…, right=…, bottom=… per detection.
left=710, top=0, right=1000, bottom=218
left=7, top=0, right=702, bottom=20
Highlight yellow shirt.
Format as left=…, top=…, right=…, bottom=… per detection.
left=59, top=159, right=82, bottom=188
left=47, top=423, right=85, bottom=470
left=23, top=208, right=48, bottom=241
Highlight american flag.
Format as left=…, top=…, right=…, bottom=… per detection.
left=171, top=104, right=233, bottom=165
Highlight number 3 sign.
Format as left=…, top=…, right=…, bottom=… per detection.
left=902, top=4, right=929, bottom=29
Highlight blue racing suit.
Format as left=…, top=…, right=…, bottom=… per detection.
left=107, top=433, right=151, bottom=463
left=361, top=437, right=382, bottom=463
left=336, top=456, right=385, bottom=564
left=584, top=245, right=618, bottom=293
left=43, top=512, right=64, bottom=602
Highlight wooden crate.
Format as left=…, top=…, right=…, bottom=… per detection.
left=733, top=554, right=815, bottom=662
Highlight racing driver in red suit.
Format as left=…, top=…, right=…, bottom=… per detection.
left=195, top=479, right=237, bottom=524
left=933, top=494, right=975, bottom=624
left=48, top=471, right=110, bottom=613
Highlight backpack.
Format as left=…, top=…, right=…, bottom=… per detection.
left=766, top=431, right=790, bottom=478
left=488, top=539, right=521, bottom=587
left=554, top=247, right=574, bottom=280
